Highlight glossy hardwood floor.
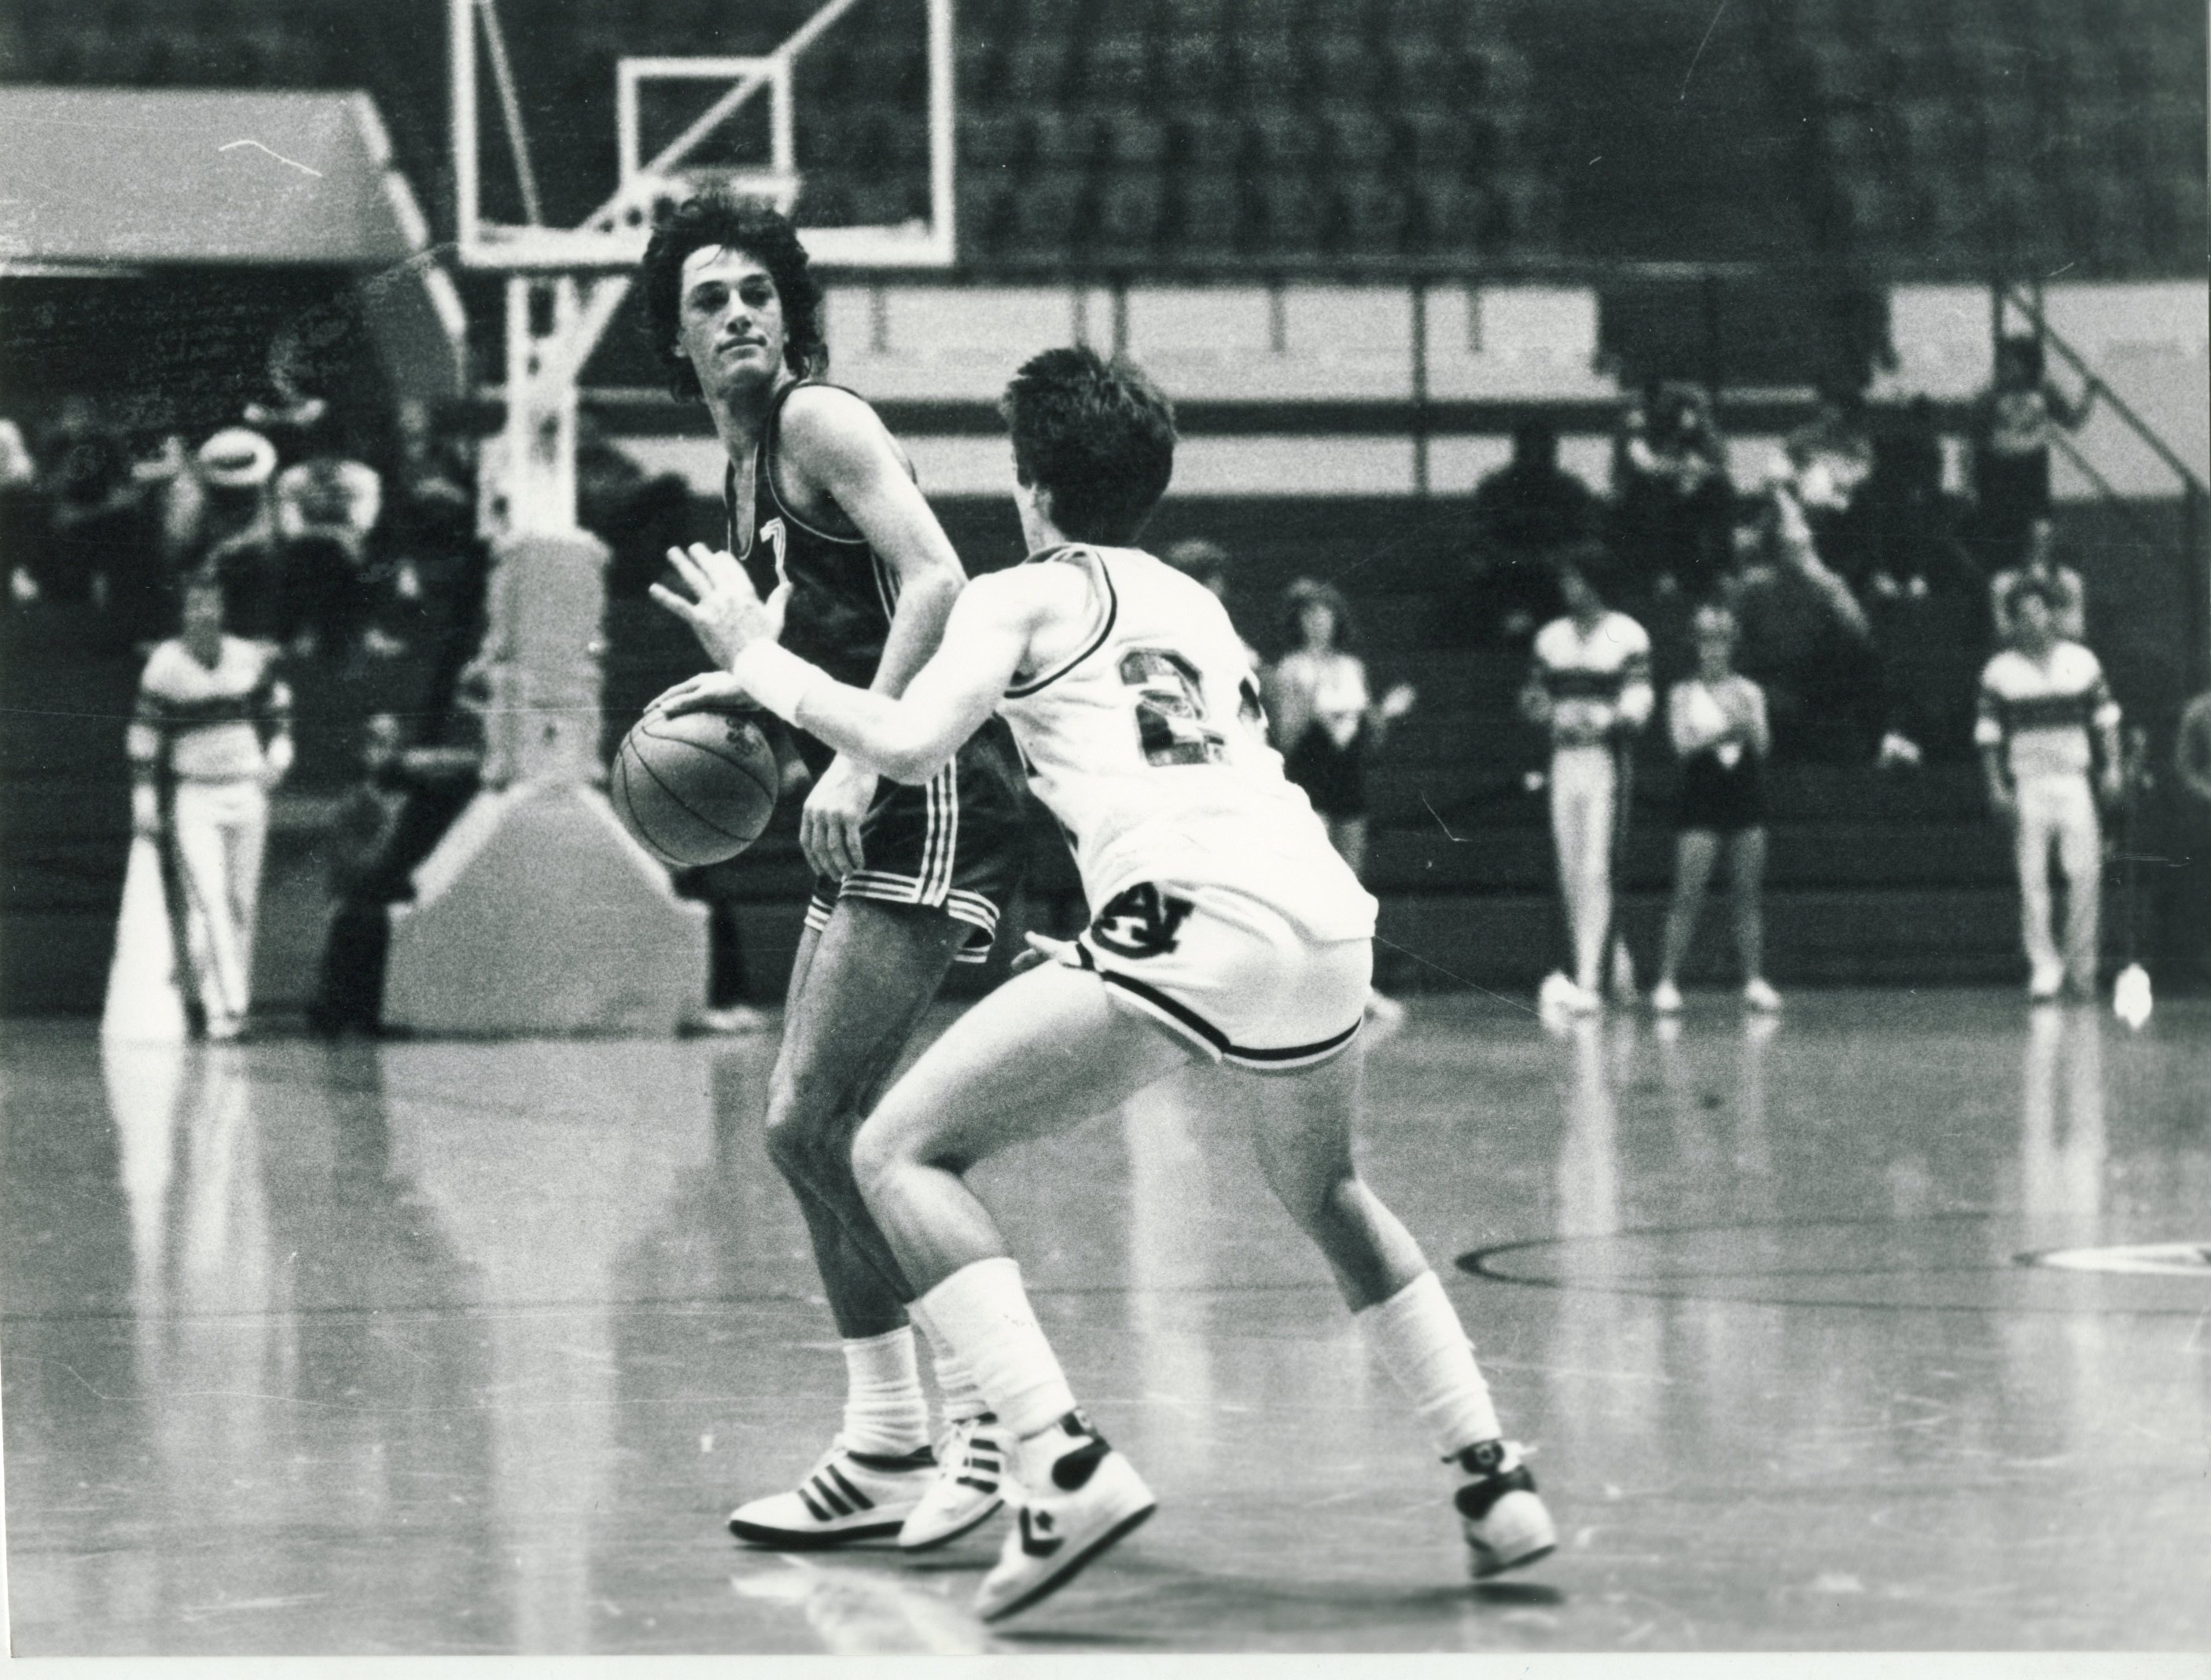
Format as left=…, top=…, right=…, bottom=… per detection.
left=3, top=991, right=2206, bottom=1656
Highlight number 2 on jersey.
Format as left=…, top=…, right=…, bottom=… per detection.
left=1120, top=649, right=1227, bottom=767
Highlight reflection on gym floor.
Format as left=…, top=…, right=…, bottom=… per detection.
left=4, top=992, right=2206, bottom=1654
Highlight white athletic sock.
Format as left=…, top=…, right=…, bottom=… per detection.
left=916, top=1256, right=1077, bottom=1442
left=907, top=1300, right=991, bottom=1425
left=1355, top=1270, right=1504, bottom=1461
left=840, top=1326, right=929, bottom=1458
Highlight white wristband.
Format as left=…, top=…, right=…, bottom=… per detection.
left=730, top=641, right=824, bottom=726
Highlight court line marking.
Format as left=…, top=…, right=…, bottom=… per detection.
left=1457, top=1211, right=2211, bottom=1318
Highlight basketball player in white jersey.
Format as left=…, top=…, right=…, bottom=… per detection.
left=651, top=347, right=1554, bottom=1621
left=1521, top=551, right=1651, bottom=1013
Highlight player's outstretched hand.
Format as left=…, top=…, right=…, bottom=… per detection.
left=648, top=671, right=755, bottom=719
left=1010, top=930, right=1074, bottom=975
left=650, top=544, right=783, bottom=669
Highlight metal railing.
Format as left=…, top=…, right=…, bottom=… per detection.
left=2003, top=279, right=2210, bottom=692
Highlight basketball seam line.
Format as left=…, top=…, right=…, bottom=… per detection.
left=627, top=736, right=764, bottom=849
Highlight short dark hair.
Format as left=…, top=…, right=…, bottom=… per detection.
left=1552, top=539, right=1618, bottom=605
left=1000, top=346, right=1175, bottom=545
left=1282, top=576, right=1357, bottom=649
left=640, top=190, right=827, bottom=403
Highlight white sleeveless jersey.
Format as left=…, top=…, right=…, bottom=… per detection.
left=999, top=545, right=1377, bottom=943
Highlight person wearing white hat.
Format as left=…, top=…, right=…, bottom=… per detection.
left=160, top=428, right=284, bottom=639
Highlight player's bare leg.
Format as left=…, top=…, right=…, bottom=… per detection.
left=1729, top=827, right=1780, bottom=1009
left=726, top=895, right=973, bottom=1549
left=854, top=959, right=1196, bottom=1616
left=1655, top=830, right=1722, bottom=1009
left=763, top=899, right=970, bottom=1333
left=856, top=959, right=1197, bottom=1284
left=1231, top=1045, right=1556, bottom=1579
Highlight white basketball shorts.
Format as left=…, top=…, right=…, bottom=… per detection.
left=1065, top=880, right=1371, bottom=1069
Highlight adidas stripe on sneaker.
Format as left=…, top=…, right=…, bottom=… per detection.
left=899, top=1412, right=1015, bottom=1550
left=727, top=1438, right=937, bottom=1549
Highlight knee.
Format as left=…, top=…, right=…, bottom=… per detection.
left=760, top=1083, right=852, bottom=1187
left=848, top=1117, right=901, bottom=1208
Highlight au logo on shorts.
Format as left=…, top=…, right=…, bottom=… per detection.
left=1088, top=883, right=1194, bottom=959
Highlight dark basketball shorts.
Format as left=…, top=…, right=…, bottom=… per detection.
left=799, top=720, right=1028, bottom=965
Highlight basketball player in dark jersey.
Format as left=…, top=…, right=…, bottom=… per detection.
left=641, top=193, right=1028, bottom=1549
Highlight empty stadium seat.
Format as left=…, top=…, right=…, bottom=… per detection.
left=1026, top=107, right=1096, bottom=171
left=1330, top=170, right=1413, bottom=257
left=1002, top=36, right=1072, bottom=104
left=1097, top=106, right=1169, bottom=168
left=1158, top=32, right=1227, bottom=102
left=1379, top=32, right=1458, bottom=108
left=1317, top=104, right=1396, bottom=172
left=1003, top=166, right=1085, bottom=261
left=1244, top=105, right=1320, bottom=171
left=1172, top=169, right=1245, bottom=256
left=1170, top=108, right=1242, bottom=171
left=1091, top=168, right=1166, bottom=263
left=1308, top=31, right=1383, bottom=101
left=1408, top=174, right=1485, bottom=256
left=1083, top=31, right=1152, bottom=105
left=1231, top=31, right=1300, bottom=105
left=1247, top=171, right=1324, bottom=257
left=959, top=109, right=1030, bottom=171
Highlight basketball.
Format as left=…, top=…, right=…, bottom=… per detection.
left=612, top=708, right=779, bottom=868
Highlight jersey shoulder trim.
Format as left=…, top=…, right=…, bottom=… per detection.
left=761, top=380, right=873, bottom=548
left=1005, top=546, right=1118, bottom=699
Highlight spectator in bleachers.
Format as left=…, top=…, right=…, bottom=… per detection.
left=307, top=691, right=487, bottom=1038
left=38, top=409, right=139, bottom=613
left=1266, top=577, right=1416, bottom=1031
left=1468, top=418, right=1596, bottom=644
left=1988, top=516, right=2087, bottom=646
left=245, top=319, right=335, bottom=470
left=1785, top=389, right=1874, bottom=518
left=1163, top=537, right=1260, bottom=664
left=2, top=416, right=47, bottom=605
left=1975, top=575, right=2122, bottom=1002
left=1613, top=381, right=1731, bottom=597
left=1855, top=395, right=1955, bottom=601
left=274, top=421, right=384, bottom=661
left=1650, top=602, right=1781, bottom=1016
left=1970, top=333, right=2099, bottom=572
left=1720, top=479, right=1918, bottom=766
left=165, top=428, right=285, bottom=642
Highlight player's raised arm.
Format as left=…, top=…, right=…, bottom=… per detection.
left=778, top=385, right=966, bottom=698
left=654, top=546, right=1046, bottom=785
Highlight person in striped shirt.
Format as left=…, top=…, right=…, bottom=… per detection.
left=109, top=572, right=292, bottom=1039
left=1975, top=575, right=2122, bottom=1002
left=1521, top=549, right=1652, bottom=1013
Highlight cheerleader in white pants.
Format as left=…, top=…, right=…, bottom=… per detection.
left=106, top=574, right=292, bottom=1041
left=1521, top=553, right=1652, bottom=1013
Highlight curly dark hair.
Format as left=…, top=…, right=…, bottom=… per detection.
left=999, top=346, right=1176, bottom=546
left=639, top=189, right=827, bottom=403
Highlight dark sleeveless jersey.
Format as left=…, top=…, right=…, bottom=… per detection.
left=723, top=380, right=902, bottom=693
